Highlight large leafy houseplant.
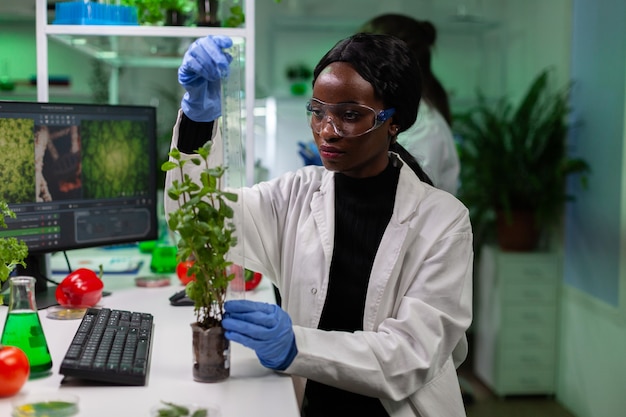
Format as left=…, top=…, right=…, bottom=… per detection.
left=0, top=201, right=29, bottom=304
left=454, top=69, right=590, bottom=250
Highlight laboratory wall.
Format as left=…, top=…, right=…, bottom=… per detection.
left=254, top=0, right=573, bottom=179
left=255, top=0, right=572, bottom=104
left=557, top=0, right=626, bottom=416
left=0, top=22, right=91, bottom=101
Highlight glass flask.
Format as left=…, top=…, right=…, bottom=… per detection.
left=1, top=276, right=53, bottom=377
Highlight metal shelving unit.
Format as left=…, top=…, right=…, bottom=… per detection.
left=35, top=0, right=256, bottom=185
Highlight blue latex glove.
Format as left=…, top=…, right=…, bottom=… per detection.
left=223, top=299, right=297, bottom=370
left=178, top=35, right=233, bottom=122
left=298, top=141, right=322, bottom=166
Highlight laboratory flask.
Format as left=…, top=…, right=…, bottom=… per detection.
left=1, top=276, right=53, bottom=376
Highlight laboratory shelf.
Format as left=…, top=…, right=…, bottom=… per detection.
left=35, top=0, right=257, bottom=186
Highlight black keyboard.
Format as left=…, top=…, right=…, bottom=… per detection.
left=59, top=307, right=154, bottom=386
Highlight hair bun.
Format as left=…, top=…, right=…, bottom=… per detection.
left=419, top=20, right=437, bottom=46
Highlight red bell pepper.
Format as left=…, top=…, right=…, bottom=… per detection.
left=55, top=268, right=104, bottom=308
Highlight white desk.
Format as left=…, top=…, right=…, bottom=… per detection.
left=0, top=248, right=300, bottom=417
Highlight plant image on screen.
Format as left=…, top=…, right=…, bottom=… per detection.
left=39, top=125, right=83, bottom=201
left=80, top=120, right=151, bottom=199
left=0, top=119, right=36, bottom=204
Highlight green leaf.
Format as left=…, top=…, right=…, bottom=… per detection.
left=0, top=202, right=28, bottom=283
left=192, top=408, right=208, bottom=417
left=169, top=148, right=181, bottom=159
left=161, top=401, right=189, bottom=415
left=161, top=161, right=177, bottom=171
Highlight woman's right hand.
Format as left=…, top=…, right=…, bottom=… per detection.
left=178, top=35, right=233, bottom=122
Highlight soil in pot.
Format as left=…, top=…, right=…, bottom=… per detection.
left=191, top=323, right=230, bottom=382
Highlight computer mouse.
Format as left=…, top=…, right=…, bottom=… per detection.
left=169, top=289, right=194, bottom=306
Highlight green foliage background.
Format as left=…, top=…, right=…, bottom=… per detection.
left=80, top=120, right=151, bottom=199
left=0, top=119, right=36, bottom=203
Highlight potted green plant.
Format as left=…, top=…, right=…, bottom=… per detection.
left=121, top=0, right=196, bottom=25
left=285, top=63, right=312, bottom=96
left=454, top=68, right=590, bottom=251
left=161, top=141, right=238, bottom=382
left=0, top=201, right=29, bottom=304
left=162, top=0, right=196, bottom=26
left=195, top=0, right=247, bottom=27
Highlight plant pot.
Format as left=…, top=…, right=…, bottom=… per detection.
left=165, top=9, right=188, bottom=26
left=190, top=323, right=230, bottom=382
left=196, top=0, right=220, bottom=27
left=289, top=79, right=308, bottom=96
left=496, top=210, right=540, bottom=252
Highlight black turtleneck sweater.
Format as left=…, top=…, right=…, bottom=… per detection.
left=303, top=161, right=400, bottom=417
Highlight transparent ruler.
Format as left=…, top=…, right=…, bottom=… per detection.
left=221, top=42, right=246, bottom=300
left=221, top=42, right=245, bottom=191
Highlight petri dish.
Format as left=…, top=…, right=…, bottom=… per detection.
left=12, top=393, right=79, bottom=417
left=46, top=307, right=88, bottom=320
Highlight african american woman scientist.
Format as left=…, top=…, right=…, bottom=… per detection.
left=164, top=33, right=473, bottom=417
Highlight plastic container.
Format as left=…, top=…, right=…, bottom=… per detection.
left=53, top=2, right=138, bottom=26
left=149, top=244, right=178, bottom=273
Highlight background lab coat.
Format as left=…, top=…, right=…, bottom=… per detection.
left=397, top=101, right=460, bottom=195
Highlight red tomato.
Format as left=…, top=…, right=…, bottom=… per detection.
left=230, top=267, right=263, bottom=292
left=244, top=270, right=263, bottom=291
left=176, top=260, right=196, bottom=285
left=0, top=345, right=30, bottom=397
left=55, top=268, right=104, bottom=308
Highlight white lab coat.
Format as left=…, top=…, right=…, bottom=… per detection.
left=165, top=110, right=473, bottom=417
left=397, top=101, right=460, bottom=195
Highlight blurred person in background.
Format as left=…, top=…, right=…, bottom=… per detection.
left=359, top=14, right=460, bottom=196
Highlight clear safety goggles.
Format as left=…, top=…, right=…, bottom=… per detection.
left=305, top=98, right=395, bottom=138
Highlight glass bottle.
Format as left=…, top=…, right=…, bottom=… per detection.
left=1, top=276, right=53, bottom=377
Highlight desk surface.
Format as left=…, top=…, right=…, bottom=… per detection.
left=0, top=248, right=300, bottom=417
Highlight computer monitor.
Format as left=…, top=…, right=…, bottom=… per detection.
left=0, top=101, right=159, bottom=308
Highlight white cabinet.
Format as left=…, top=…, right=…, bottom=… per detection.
left=34, top=0, right=256, bottom=185
left=474, top=245, right=560, bottom=396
